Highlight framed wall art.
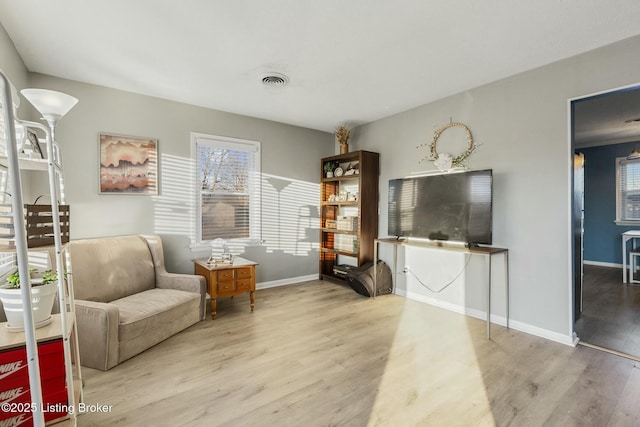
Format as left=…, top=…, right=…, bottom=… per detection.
left=26, top=130, right=43, bottom=159
left=99, top=133, right=158, bottom=194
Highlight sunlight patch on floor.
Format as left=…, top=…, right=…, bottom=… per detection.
left=367, top=299, right=496, bottom=426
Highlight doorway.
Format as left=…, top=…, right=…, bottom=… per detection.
left=572, top=85, right=640, bottom=359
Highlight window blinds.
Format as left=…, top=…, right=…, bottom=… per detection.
left=195, top=137, right=260, bottom=242
left=619, top=158, right=640, bottom=220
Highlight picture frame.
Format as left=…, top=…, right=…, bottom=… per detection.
left=26, top=130, right=43, bottom=159
left=99, top=133, right=158, bottom=195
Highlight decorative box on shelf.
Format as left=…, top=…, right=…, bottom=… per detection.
left=325, top=220, right=338, bottom=229
left=0, top=204, right=70, bottom=248
left=337, top=216, right=358, bottom=231
left=334, top=234, right=358, bottom=253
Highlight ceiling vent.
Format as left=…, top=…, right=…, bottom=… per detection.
left=261, top=73, right=289, bottom=87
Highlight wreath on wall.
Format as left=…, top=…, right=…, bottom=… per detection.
left=418, top=121, right=479, bottom=170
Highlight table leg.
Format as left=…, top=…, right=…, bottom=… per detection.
left=250, top=291, right=255, bottom=312
left=487, top=254, right=492, bottom=339
left=393, top=244, right=398, bottom=294
left=373, top=241, right=378, bottom=299
left=505, top=251, right=509, bottom=330
left=211, top=298, right=217, bottom=320
left=623, top=236, right=628, bottom=283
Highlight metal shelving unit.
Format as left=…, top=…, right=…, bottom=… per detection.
left=0, top=71, right=82, bottom=426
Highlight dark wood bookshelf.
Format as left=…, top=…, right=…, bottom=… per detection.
left=319, top=150, right=379, bottom=282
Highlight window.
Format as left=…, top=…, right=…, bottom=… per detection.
left=617, top=157, right=640, bottom=223
left=192, top=133, right=261, bottom=245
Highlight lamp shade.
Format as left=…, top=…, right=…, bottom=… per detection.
left=21, top=88, right=78, bottom=120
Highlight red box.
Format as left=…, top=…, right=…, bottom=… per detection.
left=0, top=339, right=68, bottom=425
left=0, top=388, right=68, bottom=425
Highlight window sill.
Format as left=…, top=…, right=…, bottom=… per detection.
left=189, top=239, right=263, bottom=251
left=615, top=220, right=640, bottom=226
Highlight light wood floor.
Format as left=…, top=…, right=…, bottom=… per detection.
left=78, top=280, right=640, bottom=426
left=575, top=264, right=640, bottom=358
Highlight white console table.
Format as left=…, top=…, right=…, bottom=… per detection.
left=373, top=238, right=509, bottom=339
left=621, top=230, right=640, bottom=283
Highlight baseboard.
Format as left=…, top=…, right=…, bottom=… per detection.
left=257, top=274, right=318, bottom=290
left=506, top=319, right=576, bottom=346
left=583, top=260, right=622, bottom=268
left=396, top=289, right=575, bottom=347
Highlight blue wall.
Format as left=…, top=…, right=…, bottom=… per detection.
left=582, top=141, right=640, bottom=265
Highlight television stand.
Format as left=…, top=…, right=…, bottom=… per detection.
left=373, top=238, right=509, bottom=339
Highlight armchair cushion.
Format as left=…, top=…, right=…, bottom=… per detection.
left=70, top=235, right=155, bottom=302
left=113, top=288, right=200, bottom=343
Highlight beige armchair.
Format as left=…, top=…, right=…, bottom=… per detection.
left=69, top=234, right=206, bottom=371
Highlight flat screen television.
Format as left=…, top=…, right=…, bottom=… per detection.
left=388, top=169, right=493, bottom=245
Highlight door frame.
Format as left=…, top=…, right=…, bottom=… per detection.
left=568, top=82, right=640, bottom=339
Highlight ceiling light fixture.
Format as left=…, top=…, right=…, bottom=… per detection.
left=261, top=72, right=289, bottom=87
left=628, top=146, right=640, bottom=160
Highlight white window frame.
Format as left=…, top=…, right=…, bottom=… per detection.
left=191, top=132, right=261, bottom=247
left=616, top=156, right=640, bottom=225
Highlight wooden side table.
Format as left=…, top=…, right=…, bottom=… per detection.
left=193, top=257, right=258, bottom=320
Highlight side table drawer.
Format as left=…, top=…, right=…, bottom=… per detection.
left=236, top=267, right=252, bottom=280
left=218, top=280, right=236, bottom=296
left=218, top=269, right=235, bottom=281
left=237, top=279, right=253, bottom=292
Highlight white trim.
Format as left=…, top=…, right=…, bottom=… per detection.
left=192, top=132, right=260, bottom=152
left=572, top=332, right=580, bottom=346
left=397, top=288, right=575, bottom=347
left=568, top=82, right=640, bottom=102
left=256, top=274, right=318, bottom=290
left=615, top=220, right=640, bottom=226
left=583, top=260, right=622, bottom=268
left=566, top=97, right=576, bottom=346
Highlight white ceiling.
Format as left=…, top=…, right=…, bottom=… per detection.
left=1, top=1, right=640, bottom=132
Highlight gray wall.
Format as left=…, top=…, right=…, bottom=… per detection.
left=353, top=35, right=640, bottom=342
left=24, top=73, right=333, bottom=283
left=0, top=22, right=27, bottom=107
left=0, top=23, right=35, bottom=201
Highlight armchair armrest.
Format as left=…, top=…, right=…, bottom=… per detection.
left=74, top=300, right=119, bottom=371
left=156, top=272, right=207, bottom=320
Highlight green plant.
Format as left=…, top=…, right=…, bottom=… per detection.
left=6, top=268, right=36, bottom=289
left=41, top=269, right=59, bottom=285
left=324, top=161, right=336, bottom=174
left=5, top=268, right=63, bottom=289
